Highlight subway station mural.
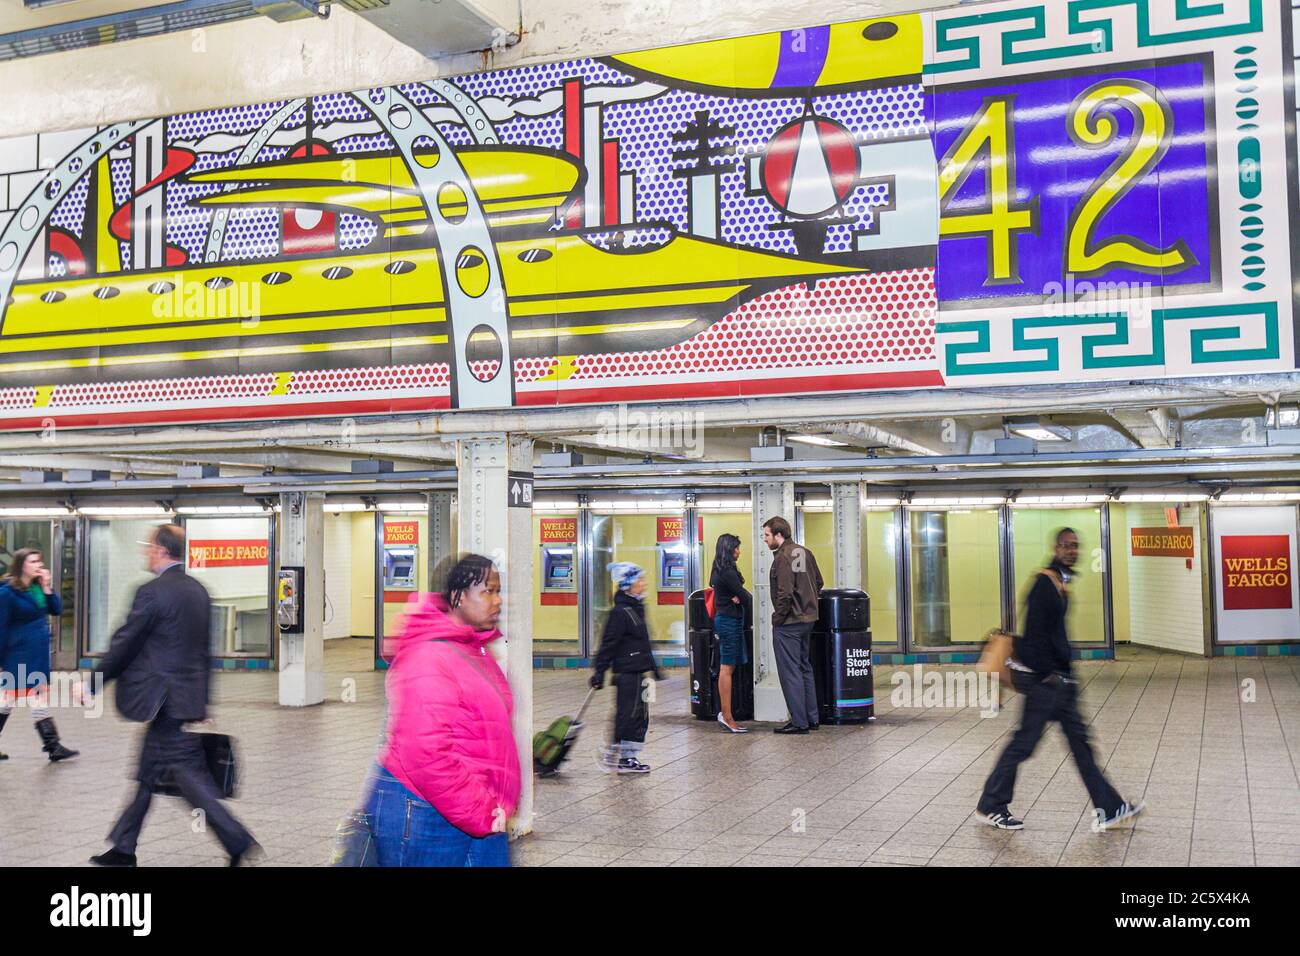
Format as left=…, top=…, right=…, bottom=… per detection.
left=0, top=0, right=1293, bottom=428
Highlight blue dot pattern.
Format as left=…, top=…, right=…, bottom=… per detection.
left=36, top=55, right=925, bottom=271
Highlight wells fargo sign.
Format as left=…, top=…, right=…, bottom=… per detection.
left=188, top=539, right=269, bottom=568
left=1130, top=527, right=1195, bottom=557
left=539, top=517, right=577, bottom=543
left=657, top=517, right=684, bottom=543
left=1220, top=535, right=1293, bottom=610
left=384, top=521, right=419, bottom=546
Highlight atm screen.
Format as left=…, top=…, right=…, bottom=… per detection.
left=547, top=565, right=573, bottom=585
left=665, top=564, right=684, bottom=582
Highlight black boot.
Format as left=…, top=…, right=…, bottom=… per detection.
left=0, top=711, right=9, bottom=760
left=35, top=717, right=79, bottom=762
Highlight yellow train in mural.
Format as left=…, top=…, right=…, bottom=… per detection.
left=0, top=143, right=864, bottom=386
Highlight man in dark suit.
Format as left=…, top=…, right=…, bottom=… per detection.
left=90, top=524, right=258, bottom=867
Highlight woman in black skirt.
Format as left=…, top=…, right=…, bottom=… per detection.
left=709, top=534, right=751, bottom=733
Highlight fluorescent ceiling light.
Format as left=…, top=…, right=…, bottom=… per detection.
left=785, top=434, right=850, bottom=447
left=1014, top=494, right=1109, bottom=505
left=377, top=502, right=427, bottom=512
left=325, top=502, right=369, bottom=512
left=0, top=507, right=72, bottom=517
left=908, top=496, right=1006, bottom=507
left=589, top=500, right=685, bottom=512
left=1217, top=491, right=1300, bottom=502
left=1007, top=421, right=1072, bottom=442
left=79, top=506, right=173, bottom=516
left=176, top=505, right=268, bottom=515
left=1119, top=492, right=1209, bottom=502
left=534, top=499, right=580, bottom=511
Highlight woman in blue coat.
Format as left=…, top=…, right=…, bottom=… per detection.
left=0, top=548, right=79, bottom=761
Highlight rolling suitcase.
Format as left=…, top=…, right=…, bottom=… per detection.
left=533, top=687, right=597, bottom=777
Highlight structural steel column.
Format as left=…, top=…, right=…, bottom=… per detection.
left=751, top=481, right=795, bottom=722
left=427, top=490, right=456, bottom=588
left=832, top=482, right=863, bottom=590
left=278, top=491, right=325, bottom=707
left=456, top=435, right=534, bottom=837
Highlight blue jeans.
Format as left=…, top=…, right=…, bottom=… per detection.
left=364, top=765, right=511, bottom=867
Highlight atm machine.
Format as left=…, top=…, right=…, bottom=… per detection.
left=383, top=545, right=418, bottom=591
left=658, top=541, right=687, bottom=601
left=541, top=544, right=576, bottom=596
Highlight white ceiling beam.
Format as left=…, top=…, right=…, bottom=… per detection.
left=1110, top=407, right=1176, bottom=449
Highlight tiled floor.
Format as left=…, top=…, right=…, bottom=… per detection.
left=1, top=641, right=1296, bottom=867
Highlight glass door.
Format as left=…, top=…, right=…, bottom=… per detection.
left=1009, top=505, right=1108, bottom=646
left=906, top=506, right=1004, bottom=648
left=85, top=519, right=157, bottom=655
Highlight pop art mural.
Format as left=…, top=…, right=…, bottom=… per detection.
left=0, top=0, right=1292, bottom=429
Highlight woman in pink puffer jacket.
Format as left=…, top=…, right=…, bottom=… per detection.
left=364, top=554, right=521, bottom=866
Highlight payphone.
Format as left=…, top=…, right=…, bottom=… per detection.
left=277, top=566, right=303, bottom=633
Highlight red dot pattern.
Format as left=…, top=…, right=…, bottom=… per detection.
left=567, top=269, right=936, bottom=380
left=0, top=388, right=35, bottom=410
left=291, top=364, right=449, bottom=394
left=51, top=373, right=279, bottom=408
left=2, top=270, right=936, bottom=416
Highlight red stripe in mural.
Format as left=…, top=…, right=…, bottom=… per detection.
left=602, top=139, right=620, bottom=226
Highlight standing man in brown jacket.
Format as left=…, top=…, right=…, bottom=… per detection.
left=762, top=517, right=824, bottom=734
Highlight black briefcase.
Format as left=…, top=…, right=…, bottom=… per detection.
left=154, top=732, right=239, bottom=799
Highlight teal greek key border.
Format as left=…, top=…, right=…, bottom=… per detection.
left=935, top=302, right=1279, bottom=376
left=926, top=0, right=1263, bottom=76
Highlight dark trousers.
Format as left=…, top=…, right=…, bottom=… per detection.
left=612, top=672, right=649, bottom=749
left=773, top=622, right=818, bottom=728
left=978, top=672, right=1123, bottom=817
left=109, top=716, right=254, bottom=857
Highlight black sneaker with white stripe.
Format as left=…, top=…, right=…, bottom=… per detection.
left=1096, top=801, right=1146, bottom=829
left=979, top=810, right=1024, bottom=830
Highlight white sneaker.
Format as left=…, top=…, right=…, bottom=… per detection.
left=717, top=712, right=749, bottom=734
left=594, top=745, right=618, bottom=775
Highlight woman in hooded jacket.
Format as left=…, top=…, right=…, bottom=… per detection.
left=590, top=562, right=664, bottom=774
left=364, top=553, right=520, bottom=867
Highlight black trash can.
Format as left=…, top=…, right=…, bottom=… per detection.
left=687, top=590, right=754, bottom=722
left=810, top=588, right=874, bottom=724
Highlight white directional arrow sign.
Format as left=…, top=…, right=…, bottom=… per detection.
left=507, top=471, right=534, bottom=509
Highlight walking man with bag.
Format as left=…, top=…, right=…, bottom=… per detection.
left=762, top=517, right=824, bottom=735
left=89, top=524, right=259, bottom=867
left=975, top=527, right=1144, bottom=831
